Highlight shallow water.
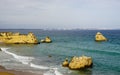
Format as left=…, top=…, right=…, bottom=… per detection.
left=0, top=29, right=120, bottom=75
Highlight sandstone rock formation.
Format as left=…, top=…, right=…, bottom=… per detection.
left=62, top=56, right=93, bottom=70
left=0, top=32, right=39, bottom=44
left=95, top=32, right=107, bottom=41
left=41, top=36, right=52, bottom=43
left=62, top=58, right=69, bottom=67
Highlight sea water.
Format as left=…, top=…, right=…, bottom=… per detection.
left=0, top=29, right=120, bottom=75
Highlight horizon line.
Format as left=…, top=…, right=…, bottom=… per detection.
left=0, top=28, right=120, bottom=30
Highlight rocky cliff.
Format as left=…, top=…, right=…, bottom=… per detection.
left=0, top=32, right=39, bottom=44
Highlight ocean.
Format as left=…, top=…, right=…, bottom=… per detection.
left=0, top=29, right=120, bottom=75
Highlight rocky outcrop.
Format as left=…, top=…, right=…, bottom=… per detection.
left=0, top=32, right=39, bottom=44
left=40, top=36, right=52, bottom=43
left=95, top=32, right=107, bottom=41
left=62, top=56, right=93, bottom=70
left=62, top=58, right=69, bottom=67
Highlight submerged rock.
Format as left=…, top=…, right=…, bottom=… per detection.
left=95, top=32, right=107, bottom=41
left=62, top=56, right=93, bottom=70
left=48, top=55, right=52, bottom=57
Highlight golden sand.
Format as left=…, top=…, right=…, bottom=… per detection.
left=0, top=72, right=14, bottom=75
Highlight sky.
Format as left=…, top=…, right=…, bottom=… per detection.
left=0, top=0, right=120, bottom=29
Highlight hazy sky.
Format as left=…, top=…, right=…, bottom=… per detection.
left=0, top=0, right=120, bottom=29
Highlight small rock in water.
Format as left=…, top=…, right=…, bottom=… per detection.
left=48, top=55, right=52, bottom=57
left=62, top=58, right=69, bottom=67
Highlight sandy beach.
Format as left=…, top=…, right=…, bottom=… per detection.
left=0, top=65, right=42, bottom=75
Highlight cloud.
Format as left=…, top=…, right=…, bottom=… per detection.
left=0, top=0, right=120, bottom=29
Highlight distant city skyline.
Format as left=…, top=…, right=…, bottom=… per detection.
left=0, top=0, right=120, bottom=29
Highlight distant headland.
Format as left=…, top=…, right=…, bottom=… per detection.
left=0, top=32, right=40, bottom=44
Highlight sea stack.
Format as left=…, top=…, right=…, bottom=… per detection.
left=95, top=32, right=107, bottom=41
left=40, top=36, right=52, bottom=43
left=62, top=56, right=93, bottom=70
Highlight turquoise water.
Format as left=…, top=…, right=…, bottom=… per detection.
left=0, top=29, right=120, bottom=75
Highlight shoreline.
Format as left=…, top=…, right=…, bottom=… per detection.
left=0, top=47, right=44, bottom=75
left=0, top=65, right=43, bottom=75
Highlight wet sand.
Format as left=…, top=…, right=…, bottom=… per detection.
left=0, top=65, right=42, bottom=75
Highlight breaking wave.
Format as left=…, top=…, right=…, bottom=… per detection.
left=30, top=63, right=49, bottom=69
left=1, top=48, right=63, bottom=75
left=1, top=48, right=34, bottom=65
left=44, top=68, right=63, bottom=75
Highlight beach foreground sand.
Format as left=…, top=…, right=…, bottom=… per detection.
left=0, top=65, right=42, bottom=75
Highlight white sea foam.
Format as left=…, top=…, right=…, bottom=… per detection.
left=43, top=69, right=55, bottom=75
left=1, top=48, right=34, bottom=65
left=1, top=48, right=63, bottom=75
left=44, top=68, right=63, bottom=75
left=30, top=63, right=63, bottom=75
left=30, top=63, right=49, bottom=69
left=1, top=48, right=49, bottom=69
left=54, top=68, right=63, bottom=75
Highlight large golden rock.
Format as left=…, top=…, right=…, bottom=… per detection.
left=69, top=56, right=93, bottom=70
left=95, top=32, right=107, bottom=41
left=0, top=32, right=39, bottom=44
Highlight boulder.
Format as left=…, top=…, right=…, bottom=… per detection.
left=62, top=56, right=93, bottom=70
left=41, top=36, right=52, bottom=43
left=62, top=58, right=69, bottom=67
left=95, top=32, right=107, bottom=41
left=69, top=56, right=93, bottom=70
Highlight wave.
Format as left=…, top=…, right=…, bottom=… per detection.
left=44, top=68, right=63, bottom=75
left=1, top=48, right=34, bottom=65
left=86, top=48, right=120, bottom=55
left=54, top=68, right=63, bottom=75
left=30, top=63, right=49, bottom=69
left=1, top=48, right=63, bottom=75
left=30, top=63, right=63, bottom=75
